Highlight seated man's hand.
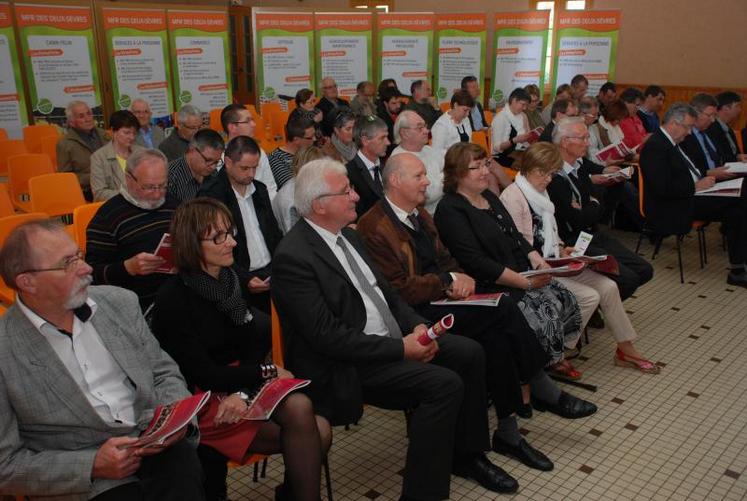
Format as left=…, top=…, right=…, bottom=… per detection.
left=92, top=436, right=142, bottom=479
left=695, top=176, right=717, bottom=191
left=602, top=165, right=621, bottom=173
left=737, top=153, right=747, bottom=162
left=403, top=325, right=438, bottom=363
left=446, top=273, right=475, bottom=299
left=571, top=200, right=582, bottom=210
left=133, top=426, right=188, bottom=458
left=561, top=246, right=576, bottom=257
left=590, top=174, right=619, bottom=186
left=124, top=252, right=165, bottom=276
left=247, top=276, right=271, bottom=293
left=707, top=166, right=737, bottom=181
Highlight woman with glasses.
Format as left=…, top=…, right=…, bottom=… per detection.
left=152, top=198, right=331, bottom=501
left=90, top=110, right=145, bottom=201
left=434, top=143, right=586, bottom=380
left=501, top=142, right=659, bottom=374
left=289, top=88, right=324, bottom=143
left=430, top=90, right=475, bottom=154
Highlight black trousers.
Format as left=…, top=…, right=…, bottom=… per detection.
left=91, top=439, right=205, bottom=501
left=588, top=230, right=653, bottom=300
left=357, top=334, right=488, bottom=501
left=693, top=188, right=747, bottom=266
left=417, top=294, right=548, bottom=420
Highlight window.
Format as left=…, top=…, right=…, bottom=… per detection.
left=534, top=1, right=588, bottom=88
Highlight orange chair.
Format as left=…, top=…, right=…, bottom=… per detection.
left=0, top=139, right=28, bottom=176
left=0, top=212, right=48, bottom=304
left=245, top=104, right=260, bottom=119
left=261, top=101, right=282, bottom=118
left=73, top=201, right=104, bottom=249
left=471, top=130, right=489, bottom=152
left=8, top=154, right=55, bottom=212
left=0, top=303, right=6, bottom=315
left=286, top=100, right=297, bottom=113
left=29, top=173, right=86, bottom=219
left=735, top=128, right=744, bottom=154
left=209, top=108, right=223, bottom=132
left=40, top=134, right=60, bottom=167
left=22, top=124, right=59, bottom=153
left=484, top=110, right=494, bottom=125
left=0, top=128, right=7, bottom=140
left=253, top=115, right=268, bottom=142
left=267, top=110, right=289, bottom=142
left=439, top=102, right=451, bottom=113
left=0, top=184, right=14, bottom=218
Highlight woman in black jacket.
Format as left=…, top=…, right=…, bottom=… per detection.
left=152, top=197, right=330, bottom=501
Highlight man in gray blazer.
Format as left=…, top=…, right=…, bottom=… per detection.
left=0, top=220, right=204, bottom=500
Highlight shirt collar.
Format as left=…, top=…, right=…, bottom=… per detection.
left=716, top=118, right=730, bottom=132
left=562, top=160, right=581, bottom=176
left=304, top=217, right=342, bottom=250
left=659, top=126, right=676, bottom=146
left=17, top=295, right=97, bottom=332
left=232, top=182, right=256, bottom=201
left=357, top=150, right=379, bottom=170
left=385, top=196, right=417, bottom=225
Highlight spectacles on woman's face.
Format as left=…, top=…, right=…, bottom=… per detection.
left=468, top=159, right=491, bottom=171
left=202, top=227, right=238, bottom=245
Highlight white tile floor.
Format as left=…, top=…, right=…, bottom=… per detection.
left=228, top=227, right=747, bottom=500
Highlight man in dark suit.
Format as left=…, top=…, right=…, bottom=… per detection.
left=317, top=77, right=350, bottom=137
left=198, top=136, right=283, bottom=311
left=539, top=99, right=578, bottom=143
left=547, top=117, right=654, bottom=299
left=462, top=76, right=488, bottom=131
left=640, top=103, right=747, bottom=287
left=707, top=91, right=746, bottom=164
left=346, top=115, right=391, bottom=219
left=375, top=86, right=403, bottom=150
left=680, top=93, right=735, bottom=179
left=272, top=158, right=519, bottom=500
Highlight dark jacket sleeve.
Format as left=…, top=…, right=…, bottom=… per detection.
left=546, top=175, right=603, bottom=238
left=639, top=134, right=695, bottom=200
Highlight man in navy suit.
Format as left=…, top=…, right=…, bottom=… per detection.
left=346, top=115, right=391, bottom=219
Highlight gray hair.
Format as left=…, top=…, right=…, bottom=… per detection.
left=188, top=128, right=225, bottom=152
left=294, top=158, right=347, bottom=216
left=353, top=115, right=387, bottom=148
left=552, top=116, right=586, bottom=145
left=65, top=100, right=89, bottom=123
left=125, top=148, right=168, bottom=175
left=393, top=110, right=420, bottom=144
left=177, top=104, right=202, bottom=124
left=0, top=219, right=63, bottom=291
left=578, top=96, right=598, bottom=114
left=689, top=93, right=718, bottom=113
left=130, top=98, right=151, bottom=112
left=662, top=103, right=698, bottom=125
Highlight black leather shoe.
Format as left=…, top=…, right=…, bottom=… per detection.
left=588, top=308, right=605, bottom=329
left=727, top=272, right=747, bottom=288
left=492, top=435, right=554, bottom=471
left=531, top=391, right=597, bottom=419
left=453, top=453, right=518, bottom=494
left=516, top=402, right=533, bottom=419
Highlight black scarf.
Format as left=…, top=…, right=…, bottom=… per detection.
left=181, top=267, right=252, bottom=326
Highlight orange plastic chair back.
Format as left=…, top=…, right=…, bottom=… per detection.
left=40, top=134, right=60, bottom=167
left=253, top=115, right=267, bottom=142
left=245, top=104, right=259, bottom=119
left=209, top=108, right=223, bottom=132
left=267, top=110, right=289, bottom=142
left=471, top=130, right=489, bottom=152
left=0, top=128, right=7, bottom=140
left=484, top=110, right=494, bottom=125
left=0, top=139, right=28, bottom=176
left=271, top=300, right=285, bottom=368
left=8, top=154, right=55, bottom=211
left=0, top=212, right=48, bottom=245
left=0, top=303, right=6, bottom=315
left=261, top=101, right=282, bottom=118
left=735, top=129, right=744, bottom=154
left=439, top=102, right=451, bottom=113
left=0, top=184, right=13, bottom=218
left=637, top=162, right=646, bottom=218
left=29, top=173, right=86, bottom=218
left=22, top=124, right=59, bottom=153
left=73, top=201, right=104, bottom=249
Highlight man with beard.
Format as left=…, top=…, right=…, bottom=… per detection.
left=0, top=219, right=204, bottom=500
left=86, top=149, right=177, bottom=311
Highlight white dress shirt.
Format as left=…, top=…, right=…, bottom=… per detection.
left=233, top=182, right=273, bottom=271
left=356, top=150, right=381, bottom=182
left=17, top=297, right=137, bottom=426
left=305, top=218, right=389, bottom=337
left=218, top=148, right=278, bottom=200
left=390, top=144, right=444, bottom=214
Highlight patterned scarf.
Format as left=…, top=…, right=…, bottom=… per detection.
left=181, top=267, right=253, bottom=326
left=331, top=134, right=358, bottom=162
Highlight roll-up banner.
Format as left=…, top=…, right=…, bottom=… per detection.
left=376, top=12, right=434, bottom=95
left=253, top=11, right=315, bottom=105
left=490, top=11, right=550, bottom=106
left=0, top=2, right=28, bottom=138
left=434, top=13, right=486, bottom=104
left=550, top=10, right=621, bottom=96
left=315, top=12, right=372, bottom=98
left=15, top=3, right=102, bottom=125
left=102, top=7, right=173, bottom=126
left=167, top=9, right=231, bottom=113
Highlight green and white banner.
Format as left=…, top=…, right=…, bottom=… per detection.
left=491, top=11, right=550, bottom=105
left=314, top=12, right=372, bottom=99
left=0, top=2, right=28, bottom=138
left=377, top=12, right=434, bottom=95
left=550, top=10, right=621, bottom=96
left=168, top=9, right=231, bottom=112
left=434, top=13, right=486, bottom=104
left=15, top=3, right=102, bottom=125
left=254, top=11, right=315, bottom=104
left=102, top=7, right=173, bottom=123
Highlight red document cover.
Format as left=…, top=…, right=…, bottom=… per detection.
left=430, top=292, right=503, bottom=307
left=521, top=261, right=586, bottom=278
left=241, top=379, right=311, bottom=421
left=128, top=391, right=211, bottom=448
left=545, top=255, right=620, bottom=277
left=153, top=233, right=176, bottom=274
left=595, top=142, right=631, bottom=163
left=527, top=127, right=544, bottom=143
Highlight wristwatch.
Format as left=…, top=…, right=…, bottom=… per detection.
left=235, top=391, right=251, bottom=402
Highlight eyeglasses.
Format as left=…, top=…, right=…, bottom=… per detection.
left=675, top=120, right=694, bottom=131
left=317, top=187, right=356, bottom=199
left=468, top=159, right=491, bottom=171
left=196, top=148, right=221, bottom=167
left=22, top=251, right=85, bottom=274
left=302, top=134, right=316, bottom=140
left=127, top=171, right=169, bottom=192
left=566, top=135, right=591, bottom=142
left=232, top=120, right=253, bottom=125
left=322, top=84, right=337, bottom=90
left=202, top=227, right=238, bottom=245
left=403, top=124, right=427, bottom=131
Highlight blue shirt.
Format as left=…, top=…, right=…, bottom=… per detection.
left=693, top=128, right=717, bottom=169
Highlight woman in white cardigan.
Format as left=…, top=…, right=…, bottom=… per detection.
left=430, top=89, right=473, bottom=154
left=500, top=142, right=660, bottom=374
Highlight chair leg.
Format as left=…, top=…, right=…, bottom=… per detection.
left=651, top=236, right=664, bottom=260
left=253, top=461, right=259, bottom=482
left=676, top=236, right=684, bottom=284
left=635, top=231, right=644, bottom=254
left=323, top=455, right=334, bottom=501
left=261, top=458, right=267, bottom=478
left=584, top=327, right=589, bottom=345
left=697, top=229, right=706, bottom=269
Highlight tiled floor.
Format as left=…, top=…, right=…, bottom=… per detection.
left=228, top=227, right=747, bottom=500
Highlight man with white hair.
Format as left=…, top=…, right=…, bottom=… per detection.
left=547, top=117, right=653, bottom=300
left=158, top=104, right=202, bottom=162
left=317, top=77, right=350, bottom=137
left=57, top=100, right=109, bottom=201
left=273, top=158, right=519, bottom=500
left=0, top=219, right=204, bottom=500
left=131, top=98, right=165, bottom=149
left=390, top=110, right=444, bottom=213
left=86, top=149, right=177, bottom=311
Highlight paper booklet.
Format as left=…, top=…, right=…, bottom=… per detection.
left=527, top=127, right=545, bottom=143
left=430, top=292, right=503, bottom=307
left=520, top=261, right=585, bottom=278
left=418, top=313, right=455, bottom=345
left=153, top=233, right=176, bottom=274
left=725, top=162, right=747, bottom=174
left=601, top=166, right=633, bottom=180
left=545, top=255, right=620, bottom=277
left=595, top=142, right=633, bottom=164
left=695, top=178, right=744, bottom=198
left=240, top=378, right=311, bottom=421
left=126, top=391, right=211, bottom=448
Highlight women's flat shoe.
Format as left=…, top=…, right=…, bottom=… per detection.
left=614, top=348, right=661, bottom=374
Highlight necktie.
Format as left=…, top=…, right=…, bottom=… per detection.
left=407, top=213, right=421, bottom=232
left=702, top=132, right=719, bottom=167
left=727, top=128, right=739, bottom=155
left=372, top=166, right=383, bottom=194
left=336, top=236, right=402, bottom=339
left=677, top=146, right=702, bottom=180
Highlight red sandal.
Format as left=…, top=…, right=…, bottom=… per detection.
left=614, top=348, right=661, bottom=374
left=548, top=359, right=583, bottom=380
